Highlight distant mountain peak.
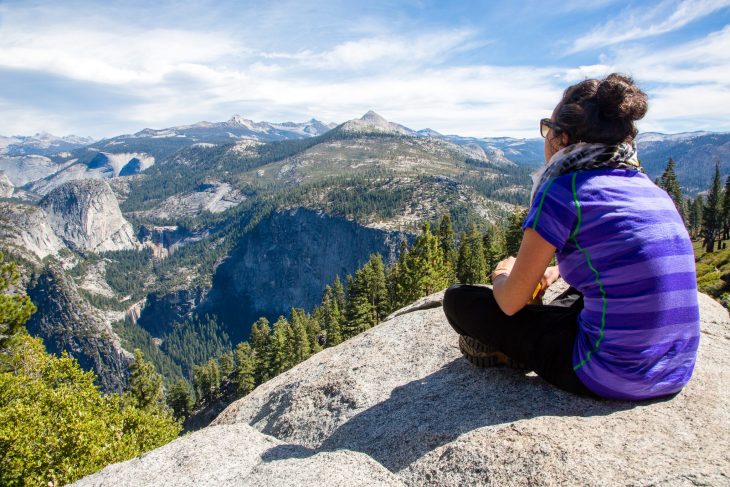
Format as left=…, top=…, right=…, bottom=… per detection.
left=360, top=110, right=387, bottom=123
left=227, top=115, right=257, bottom=130
left=338, top=111, right=416, bottom=136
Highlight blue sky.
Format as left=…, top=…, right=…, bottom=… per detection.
left=1, top=0, right=729, bottom=138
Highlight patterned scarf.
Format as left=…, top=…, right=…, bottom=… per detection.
left=530, top=141, right=642, bottom=203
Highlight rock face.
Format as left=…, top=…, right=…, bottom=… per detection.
left=40, top=179, right=139, bottom=253
left=137, top=287, right=208, bottom=337
left=0, top=172, right=13, bottom=197
left=26, top=265, right=131, bottom=392
left=74, top=286, right=730, bottom=486
left=0, top=202, right=66, bottom=261
left=205, top=207, right=410, bottom=342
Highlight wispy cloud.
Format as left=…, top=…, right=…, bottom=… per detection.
left=0, top=0, right=727, bottom=138
left=569, top=0, right=730, bottom=53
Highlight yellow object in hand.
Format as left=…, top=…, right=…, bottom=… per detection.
left=532, top=283, right=542, bottom=300
left=528, top=283, right=543, bottom=304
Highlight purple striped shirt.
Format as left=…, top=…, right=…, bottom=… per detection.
left=522, top=168, right=700, bottom=400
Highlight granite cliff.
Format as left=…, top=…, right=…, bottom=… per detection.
left=25, top=265, right=131, bottom=392
left=0, top=202, right=65, bottom=261
left=73, top=284, right=729, bottom=486
left=40, top=179, right=139, bottom=253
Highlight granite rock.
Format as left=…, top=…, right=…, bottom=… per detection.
left=75, top=284, right=730, bottom=486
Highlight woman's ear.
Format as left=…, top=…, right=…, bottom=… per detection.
left=561, top=132, right=570, bottom=146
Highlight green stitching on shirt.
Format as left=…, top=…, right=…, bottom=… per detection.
left=569, top=172, right=607, bottom=371
left=531, top=177, right=556, bottom=230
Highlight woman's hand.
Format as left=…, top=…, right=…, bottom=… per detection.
left=541, top=265, right=560, bottom=290
left=492, top=228, right=557, bottom=316
left=491, top=256, right=516, bottom=280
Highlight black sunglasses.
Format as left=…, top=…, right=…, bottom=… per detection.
left=540, top=118, right=563, bottom=138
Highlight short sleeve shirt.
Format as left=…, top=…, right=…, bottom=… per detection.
left=522, top=168, right=700, bottom=400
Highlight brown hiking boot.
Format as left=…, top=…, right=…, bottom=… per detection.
left=458, top=335, right=530, bottom=370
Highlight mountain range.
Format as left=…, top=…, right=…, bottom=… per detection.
left=1, top=111, right=727, bottom=392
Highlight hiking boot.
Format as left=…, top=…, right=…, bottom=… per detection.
left=458, top=335, right=530, bottom=370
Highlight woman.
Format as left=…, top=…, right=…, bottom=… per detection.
left=442, top=73, right=700, bottom=401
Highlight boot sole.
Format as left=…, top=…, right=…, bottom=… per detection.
left=458, top=335, right=529, bottom=370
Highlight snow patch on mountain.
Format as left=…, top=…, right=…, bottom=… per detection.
left=0, top=132, right=93, bottom=156
left=637, top=131, right=716, bottom=143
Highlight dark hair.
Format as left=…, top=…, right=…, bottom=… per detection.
left=555, top=73, right=648, bottom=145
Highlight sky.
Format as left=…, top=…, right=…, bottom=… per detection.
left=1, top=0, right=729, bottom=139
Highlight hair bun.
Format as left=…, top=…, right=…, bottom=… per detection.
left=596, top=73, right=648, bottom=122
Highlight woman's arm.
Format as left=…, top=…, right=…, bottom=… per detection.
left=492, top=228, right=557, bottom=316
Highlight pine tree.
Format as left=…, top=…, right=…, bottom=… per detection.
left=320, top=285, right=343, bottom=347
left=192, top=359, right=221, bottom=404
left=437, top=213, right=457, bottom=284
left=289, top=308, right=311, bottom=363
left=0, top=252, right=36, bottom=350
left=249, top=317, right=271, bottom=384
left=344, top=265, right=376, bottom=339
left=332, top=275, right=347, bottom=313
left=218, top=351, right=234, bottom=380
left=405, top=221, right=451, bottom=298
left=388, top=239, right=411, bottom=310
left=482, top=224, right=506, bottom=276
left=703, top=161, right=723, bottom=253
left=455, top=225, right=488, bottom=284
left=127, top=349, right=165, bottom=411
left=269, top=316, right=292, bottom=375
left=659, top=157, right=685, bottom=222
left=166, top=378, right=194, bottom=420
left=690, top=196, right=704, bottom=239
left=505, top=209, right=527, bottom=256
left=721, top=175, right=730, bottom=240
left=233, top=341, right=256, bottom=396
left=1, top=334, right=180, bottom=486
left=456, top=231, right=471, bottom=284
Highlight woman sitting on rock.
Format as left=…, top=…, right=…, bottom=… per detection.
left=442, top=73, right=700, bottom=401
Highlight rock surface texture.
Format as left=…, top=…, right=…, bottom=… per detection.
left=0, top=171, right=13, bottom=197
left=40, top=179, right=139, bottom=252
left=26, top=265, right=131, bottom=392
left=74, top=286, right=730, bottom=486
left=0, top=202, right=66, bottom=261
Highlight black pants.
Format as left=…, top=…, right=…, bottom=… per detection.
left=442, top=283, right=596, bottom=397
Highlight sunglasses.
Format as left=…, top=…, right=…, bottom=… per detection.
left=540, top=118, right=563, bottom=138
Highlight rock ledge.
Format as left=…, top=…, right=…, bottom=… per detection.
left=74, top=288, right=730, bottom=486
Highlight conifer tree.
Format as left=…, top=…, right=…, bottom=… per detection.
left=388, top=239, right=411, bottom=310
left=332, top=275, right=347, bottom=314
left=320, top=286, right=343, bottom=347
left=690, top=195, right=704, bottom=239
left=344, top=264, right=377, bottom=339
left=233, top=341, right=256, bottom=396
left=437, top=213, right=457, bottom=283
left=722, top=175, right=730, bottom=240
left=269, top=316, right=292, bottom=375
left=249, top=317, right=271, bottom=384
left=482, top=224, right=506, bottom=276
left=659, top=157, right=685, bottom=222
left=0, top=252, right=36, bottom=350
left=505, top=209, right=527, bottom=257
left=192, top=359, right=220, bottom=404
left=456, top=231, right=471, bottom=283
left=404, top=221, right=451, bottom=298
left=218, top=351, right=234, bottom=380
left=166, top=378, right=194, bottom=420
left=128, top=349, right=165, bottom=411
left=289, top=308, right=311, bottom=363
left=703, top=161, right=723, bottom=253
left=456, top=225, right=488, bottom=284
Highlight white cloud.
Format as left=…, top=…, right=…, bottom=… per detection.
left=0, top=1, right=728, bottom=138
left=570, top=0, right=730, bottom=53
